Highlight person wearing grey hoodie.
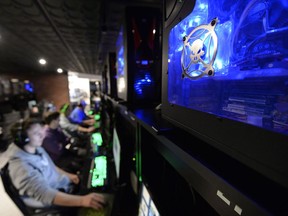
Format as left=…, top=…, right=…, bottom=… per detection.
left=5, top=118, right=105, bottom=210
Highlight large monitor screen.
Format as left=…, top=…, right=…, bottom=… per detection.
left=162, top=0, right=288, bottom=189
left=113, top=127, right=121, bottom=179
left=138, top=183, right=160, bottom=216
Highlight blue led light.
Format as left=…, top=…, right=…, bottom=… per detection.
left=141, top=60, right=148, bottom=65
left=134, top=73, right=153, bottom=95
left=116, top=28, right=125, bottom=76
left=167, top=0, right=288, bottom=135
left=24, top=83, right=34, bottom=93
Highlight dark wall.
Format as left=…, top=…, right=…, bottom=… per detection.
left=0, top=72, right=69, bottom=110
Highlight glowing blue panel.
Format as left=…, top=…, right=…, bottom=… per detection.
left=134, top=72, right=153, bottom=96
left=168, top=0, right=288, bottom=135
left=141, top=60, right=149, bottom=65
left=116, top=27, right=125, bottom=76
left=24, top=83, right=34, bottom=93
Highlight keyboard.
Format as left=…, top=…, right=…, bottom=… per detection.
left=87, top=155, right=108, bottom=189
left=79, top=208, right=106, bottom=216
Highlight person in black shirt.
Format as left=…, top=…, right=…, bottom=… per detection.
left=42, top=111, right=86, bottom=173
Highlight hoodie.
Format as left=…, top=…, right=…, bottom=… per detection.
left=5, top=143, right=71, bottom=206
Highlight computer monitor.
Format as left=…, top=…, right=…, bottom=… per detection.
left=138, top=183, right=160, bottom=216
left=112, top=127, right=121, bottom=180
left=116, top=26, right=126, bottom=101
left=2, top=80, right=11, bottom=95
left=10, top=79, right=20, bottom=95
left=24, top=81, right=34, bottom=93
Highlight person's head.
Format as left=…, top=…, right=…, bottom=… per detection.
left=11, top=118, right=45, bottom=149
left=44, top=111, right=60, bottom=129
left=78, top=100, right=87, bottom=109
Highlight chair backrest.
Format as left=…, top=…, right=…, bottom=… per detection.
left=0, top=163, right=31, bottom=215
left=0, top=164, right=63, bottom=216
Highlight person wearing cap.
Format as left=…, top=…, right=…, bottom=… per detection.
left=42, top=111, right=87, bottom=173
left=69, top=100, right=95, bottom=126
left=59, top=103, right=95, bottom=138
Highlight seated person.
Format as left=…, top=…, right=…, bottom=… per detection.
left=69, top=100, right=95, bottom=126
left=42, top=111, right=86, bottom=172
left=5, top=118, right=105, bottom=210
left=29, top=104, right=42, bottom=118
left=59, top=103, right=95, bottom=138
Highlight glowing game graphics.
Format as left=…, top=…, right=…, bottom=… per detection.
left=181, top=18, right=218, bottom=80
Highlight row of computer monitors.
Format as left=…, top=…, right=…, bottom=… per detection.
left=0, top=79, right=34, bottom=97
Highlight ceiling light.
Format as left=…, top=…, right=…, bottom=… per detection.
left=39, top=58, right=46, bottom=65
left=57, top=68, right=63, bottom=73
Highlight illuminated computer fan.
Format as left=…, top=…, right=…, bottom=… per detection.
left=181, top=18, right=219, bottom=80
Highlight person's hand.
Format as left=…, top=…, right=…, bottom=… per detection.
left=81, top=193, right=105, bottom=210
left=87, top=126, right=95, bottom=133
left=87, top=118, right=95, bottom=125
left=67, top=173, right=80, bottom=184
left=83, top=118, right=95, bottom=126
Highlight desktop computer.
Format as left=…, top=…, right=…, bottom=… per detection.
left=115, top=6, right=162, bottom=108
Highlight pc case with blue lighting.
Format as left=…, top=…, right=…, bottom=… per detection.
left=162, top=0, right=288, bottom=189
left=115, top=6, right=162, bottom=107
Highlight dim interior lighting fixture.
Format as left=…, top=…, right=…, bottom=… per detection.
left=39, top=58, right=46, bottom=65
left=118, top=77, right=125, bottom=93
left=57, top=68, right=63, bottom=73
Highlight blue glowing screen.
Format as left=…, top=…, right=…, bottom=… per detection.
left=116, top=27, right=125, bottom=76
left=168, top=0, right=288, bottom=135
left=24, top=82, right=34, bottom=93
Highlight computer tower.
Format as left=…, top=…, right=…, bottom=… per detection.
left=116, top=6, right=162, bottom=108
left=161, top=0, right=288, bottom=190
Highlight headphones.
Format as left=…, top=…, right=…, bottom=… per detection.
left=60, top=103, right=69, bottom=114
left=14, top=120, right=30, bottom=147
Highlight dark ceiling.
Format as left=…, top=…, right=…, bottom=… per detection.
left=0, top=0, right=162, bottom=75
